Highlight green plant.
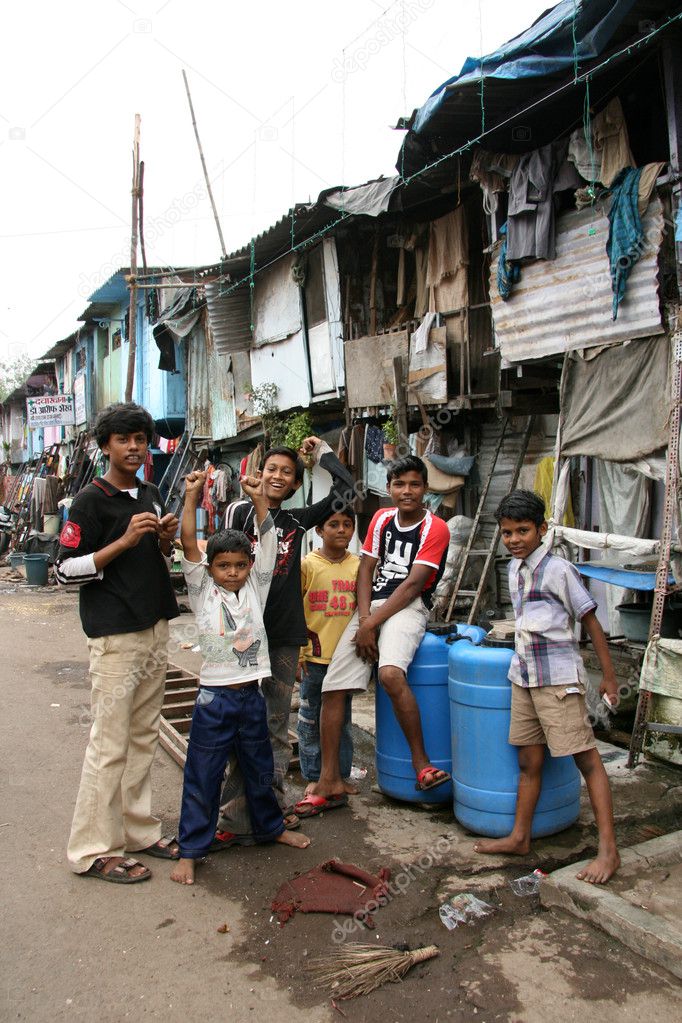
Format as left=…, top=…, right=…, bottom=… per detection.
left=283, top=410, right=313, bottom=453
left=247, top=382, right=285, bottom=445
left=382, top=405, right=399, bottom=445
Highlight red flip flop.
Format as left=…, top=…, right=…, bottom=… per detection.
left=415, top=766, right=452, bottom=792
left=292, top=794, right=348, bottom=819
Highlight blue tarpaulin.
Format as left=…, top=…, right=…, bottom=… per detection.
left=411, top=0, right=638, bottom=135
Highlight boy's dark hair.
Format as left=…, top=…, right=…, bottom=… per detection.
left=495, top=489, right=546, bottom=527
left=318, top=505, right=356, bottom=528
left=95, top=402, right=154, bottom=448
left=386, top=454, right=428, bottom=485
left=262, top=446, right=305, bottom=483
left=206, top=529, right=253, bottom=565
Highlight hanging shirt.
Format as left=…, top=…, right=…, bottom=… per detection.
left=361, top=507, right=450, bottom=608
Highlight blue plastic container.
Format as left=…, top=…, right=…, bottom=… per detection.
left=24, top=553, right=50, bottom=586
left=376, top=623, right=486, bottom=804
left=448, top=639, right=581, bottom=837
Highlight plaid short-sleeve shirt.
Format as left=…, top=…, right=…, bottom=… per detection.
left=509, top=544, right=597, bottom=688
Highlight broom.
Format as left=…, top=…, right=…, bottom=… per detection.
left=309, top=942, right=440, bottom=999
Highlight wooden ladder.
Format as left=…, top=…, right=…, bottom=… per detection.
left=445, top=415, right=535, bottom=625
left=628, top=336, right=682, bottom=767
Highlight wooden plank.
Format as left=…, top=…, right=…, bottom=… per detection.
left=408, top=325, right=447, bottom=404
left=345, top=330, right=409, bottom=408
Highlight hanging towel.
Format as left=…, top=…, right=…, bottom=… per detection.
left=607, top=167, right=644, bottom=320
left=593, top=97, right=635, bottom=188
left=412, top=310, right=437, bottom=354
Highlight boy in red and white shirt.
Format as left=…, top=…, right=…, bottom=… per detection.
left=295, top=455, right=451, bottom=818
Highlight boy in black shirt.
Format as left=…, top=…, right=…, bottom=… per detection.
left=214, top=435, right=355, bottom=842
left=56, top=402, right=180, bottom=883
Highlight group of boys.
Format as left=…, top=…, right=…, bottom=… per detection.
left=57, top=401, right=620, bottom=889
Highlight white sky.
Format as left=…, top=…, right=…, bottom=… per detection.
left=0, top=0, right=549, bottom=362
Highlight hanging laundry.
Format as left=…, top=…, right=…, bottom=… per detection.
left=593, top=97, right=635, bottom=188
left=469, top=149, right=519, bottom=214
left=364, top=425, right=385, bottom=464
left=507, top=142, right=581, bottom=262
left=496, top=223, right=521, bottom=301
left=426, top=206, right=468, bottom=288
left=413, top=246, right=429, bottom=318
left=637, top=161, right=665, bottom=217
left=606, top=166, right=644, bottom=320
left=412, top=310, right=438, bottom=354
left=567, top=126, right=600, bottom=183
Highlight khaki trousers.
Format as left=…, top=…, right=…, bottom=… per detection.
left=67, top=620, right=169, bottom=873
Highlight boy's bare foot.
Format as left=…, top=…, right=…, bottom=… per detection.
left=276, top=830, right=311, bottom=849
left=304, top=779, right=358, bottom=796
left=473, top=835, right=532, bottom=856
left=306, top=778, right=343, bottom=799
left=170, top=857, right=195, bottom=885
left=576, top=848, right=620, bottom=884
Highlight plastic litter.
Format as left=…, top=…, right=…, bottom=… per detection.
left=438, top=893, right=494, bottom=930
left=349, top=765, right=367, bottom=781
left=509, top=869, right=548, bottom=896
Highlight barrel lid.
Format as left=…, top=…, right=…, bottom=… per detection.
left=426, top=623, right=455, bottom=636
left=483, top=636, right=516, bottom=648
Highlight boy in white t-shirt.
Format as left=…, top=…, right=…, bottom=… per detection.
left=171, top=470, right=309, bottom=886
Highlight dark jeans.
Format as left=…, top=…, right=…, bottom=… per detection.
left=297, top=661, right=353, bottom=782
left=178, top=684, right=284, bottom=859
left=219, top=646, right=299, bottom=836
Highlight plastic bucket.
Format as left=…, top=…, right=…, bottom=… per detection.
left=8, top=552, right=25, bottom=575
left=24, top=553, right=49, bottom=586
left=43, top=513, right=61, bottom=535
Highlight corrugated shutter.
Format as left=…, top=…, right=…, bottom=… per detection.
left=205, top=282, right=252, bottom=355
left=491, top=198, right=664, bottom=363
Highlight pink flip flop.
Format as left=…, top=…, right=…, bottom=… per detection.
left=292, top=793, right=349, bottom=819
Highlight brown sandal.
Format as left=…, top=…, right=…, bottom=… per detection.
left=84, top=856, right=151, bottom=884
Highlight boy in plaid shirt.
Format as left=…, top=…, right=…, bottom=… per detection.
left=474, top=490, right=620, bottom=884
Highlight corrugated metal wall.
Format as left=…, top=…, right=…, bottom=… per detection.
left=205, top=283, right=252, bottom=355
left=491, top=198, right=664, bottom=363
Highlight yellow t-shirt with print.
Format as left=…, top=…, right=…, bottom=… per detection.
left=300, top=550, right=360, bottom=664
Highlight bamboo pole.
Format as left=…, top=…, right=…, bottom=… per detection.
left=182, top=70, right=227, bottom=260
left=124, top=114, right=141, bottom=403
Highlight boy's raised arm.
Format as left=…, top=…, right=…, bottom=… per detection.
left=180, top=471, right=206, bottom=564
left=296, top=436, right=356, bottom=529
left=241, top=474, right=276, bottom=605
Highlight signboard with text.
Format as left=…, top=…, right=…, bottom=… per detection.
left=26, top=394, right=76, bottom=427
left=73, top=373, right=86, bottom=425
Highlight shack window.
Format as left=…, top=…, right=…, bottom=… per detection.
left=304, top=246, right=327, bottom=328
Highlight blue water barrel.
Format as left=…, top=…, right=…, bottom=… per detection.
left=376, top=623, right=486, bottom=804
left=448, top=639, right=581, bottom=837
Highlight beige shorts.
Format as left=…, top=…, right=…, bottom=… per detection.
left=321, top=596, right=429, bottom=694
left=508, top=682, right=596, bottom=757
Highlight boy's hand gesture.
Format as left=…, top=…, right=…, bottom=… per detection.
left=158, top=513, right=179, bottom=542
left=240, top=474, right=264, bottom=501
left=298, top=436, right=321, bottom=456
left=184, top=470, right=206, bottom=504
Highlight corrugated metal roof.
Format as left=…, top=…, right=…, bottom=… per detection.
left=490, top=197, right=664, bottom=363
left=205, top=282, right=252, bottom=356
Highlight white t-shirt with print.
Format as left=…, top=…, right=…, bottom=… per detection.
left=182, top=513, right=276, bottom=686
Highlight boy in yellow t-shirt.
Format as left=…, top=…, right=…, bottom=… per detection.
left=297, top=506, right=359, bottom=791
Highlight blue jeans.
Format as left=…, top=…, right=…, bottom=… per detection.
left=178, top=684, right=284, bottom=858
left=297, top=661, right=353, bottom=782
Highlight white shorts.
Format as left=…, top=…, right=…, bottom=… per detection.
left=321, top=596, right=429, bottom=694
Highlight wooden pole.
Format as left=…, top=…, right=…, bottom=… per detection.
left=369, top=232, right=379, bottom=336
left=182, top=70, right=227, bottom=260
left=125, top=113, right=141, bottom=403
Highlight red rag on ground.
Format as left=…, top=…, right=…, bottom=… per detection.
left=271, top=859, right=391, bottom=927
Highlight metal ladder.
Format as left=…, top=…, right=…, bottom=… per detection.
left=158, top=429, right=198, bottom=519
left=628, top=336, right=682, bottom=767
left=445, top=415, right=535, bottom=625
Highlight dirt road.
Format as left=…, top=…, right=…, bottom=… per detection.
left=1, top=581, right=680, bottom=1022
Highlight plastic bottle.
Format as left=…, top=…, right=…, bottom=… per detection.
left=508, top=868, right=548, bottom=896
